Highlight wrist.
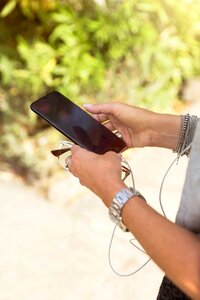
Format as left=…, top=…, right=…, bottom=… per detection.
left=102, top=181, right=127, bottom=208
left=108, top=186, right=146, bottom=231
left=151, top=114, right=181, bottom=150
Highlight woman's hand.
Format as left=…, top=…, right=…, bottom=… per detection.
left=69, top=145, right=126, bottom=207
left=84, top=103, right=181, bottom=150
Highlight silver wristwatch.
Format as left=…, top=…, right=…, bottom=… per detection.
left=109, top=187, right=145, bottom=232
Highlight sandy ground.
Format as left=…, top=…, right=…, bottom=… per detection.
left=0, top=101, right=199, bottom=300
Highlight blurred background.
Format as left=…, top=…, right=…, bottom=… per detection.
left=0, top=0, right=199, bottom=299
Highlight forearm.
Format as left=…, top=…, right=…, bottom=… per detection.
left=150, top=113, right=181, bottom=150
left=121, top=195, right=200, bottom=300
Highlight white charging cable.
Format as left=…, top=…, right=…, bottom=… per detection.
left=108, top=156, right=151, bottom=277
left=108, top=144, right=192, bottom=277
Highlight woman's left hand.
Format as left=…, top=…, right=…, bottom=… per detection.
left=68, top=145, right=126, bottom=207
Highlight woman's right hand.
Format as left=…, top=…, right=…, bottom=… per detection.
left=84, top=102, right=181, bottom=150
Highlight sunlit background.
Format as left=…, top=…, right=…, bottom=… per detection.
left=0, top=1, right=199, bottom=299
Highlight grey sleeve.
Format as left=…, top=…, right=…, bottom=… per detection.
left=176, top=121, right=200, bottom=234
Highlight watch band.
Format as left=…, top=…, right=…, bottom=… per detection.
left=109, top=187, right=145, bottom=232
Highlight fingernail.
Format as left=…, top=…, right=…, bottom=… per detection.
left=84, top=104, right=93, bottom=108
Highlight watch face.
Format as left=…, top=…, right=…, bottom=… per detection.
left=116, top=188, right=134, bottom=206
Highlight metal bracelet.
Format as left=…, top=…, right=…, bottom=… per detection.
left=174, top=114, right=199, bottom=157
left=174, top=114, right=189, bottom=154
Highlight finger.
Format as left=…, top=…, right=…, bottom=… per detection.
left=65, top=155, right=72, bottom=171
left=93, top=113, right=110, bottom=124
left=71, top=144, right=91, bottom=157
left=88, top=111, right=117, bottom=131
left=83, top=103, right=117, bottom=128
left=102, top=121, right=116, bottom=132
left=71, top=144, right=82, bottom=154
left=84, top=103, right=115, bottom=115
left=90, top=115, right=117, bottom=135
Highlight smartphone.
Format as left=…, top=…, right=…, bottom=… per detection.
left=30, top=91, right=126, bottom=154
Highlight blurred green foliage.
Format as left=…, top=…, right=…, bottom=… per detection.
left=0, top=0, right=200, bottom=181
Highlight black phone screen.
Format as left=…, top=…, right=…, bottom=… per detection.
left=30, top=91, right=126, bottom=154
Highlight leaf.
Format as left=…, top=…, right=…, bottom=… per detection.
left=0, top=0, right=17, bottom=18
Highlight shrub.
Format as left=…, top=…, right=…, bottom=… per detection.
left=0, top=0, right=200, bottom=180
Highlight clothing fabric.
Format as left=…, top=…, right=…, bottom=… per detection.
left=176, top=121, right=200, bottom=234
left=157, top=120, right=200, bottom=299
left=157, top=276, right=191, bottom=300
